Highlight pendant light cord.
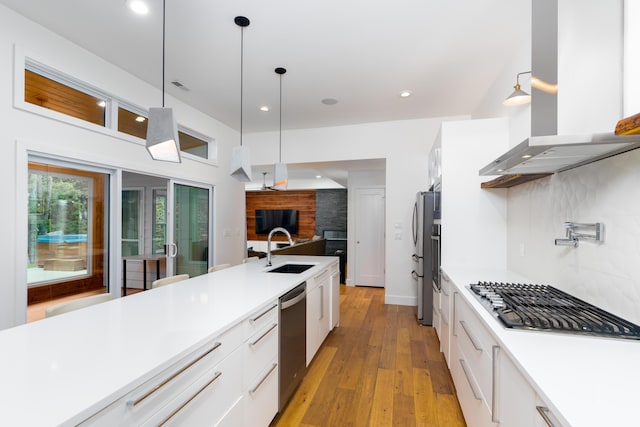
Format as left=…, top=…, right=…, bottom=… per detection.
left=279, top=73, right=282, bottom=163
left=240, top=25, right=244, bottom=147
left=162, top=0, right=166, bottom=108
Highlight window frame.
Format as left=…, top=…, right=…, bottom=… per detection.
left=15, top=50, right=217, bottom=164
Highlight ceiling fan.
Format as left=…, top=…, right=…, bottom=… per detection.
left=260, top=172, right=281, bottom=191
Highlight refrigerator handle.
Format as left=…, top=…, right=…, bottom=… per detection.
left=412, top=202, right=418, bottom=245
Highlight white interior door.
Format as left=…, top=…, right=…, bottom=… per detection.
left=354, top=188, right=385, bottom=287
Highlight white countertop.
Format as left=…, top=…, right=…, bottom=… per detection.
left=0, top=255, right=335, bottom=427
left=443, top=264, right=640, bottom=427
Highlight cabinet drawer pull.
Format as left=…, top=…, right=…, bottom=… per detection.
left=491, top=345, right=500, bottom=423
left=250, top=303, right=277, bottom=323
left=158, top=371, right=222, bottom=426
left=441, top=311, right=449, bottom=326
left=250, top=323, right=278, bottom=347
left=536, top=406, right=557, bottom=427
left=459, top=320, right=483, bottom=352
left=127, top=341, right=222, bottom=407
left=452, top=292, right=457, bottom=337
left=459, top=359, right=482, bottom=401
left=249, top=363, right=278, bottom=394
left=439, top=267, right=451, bottom=282
left=314, top=269, right=328, bottom=280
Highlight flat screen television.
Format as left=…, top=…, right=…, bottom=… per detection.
left=255, top=209, right=298, bottom=235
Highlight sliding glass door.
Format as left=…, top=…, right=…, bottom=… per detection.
left=27, top=161, right=109, bottom=307
left=167, top=181, right=212, bottom=278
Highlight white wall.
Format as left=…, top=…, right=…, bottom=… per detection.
left=0, top=5, right=246, bottom=329
left=625, top=0, right=640, bottom=115
left=441, top=118, right=508, bottom=272
left=245, top=116, right=468, bottom=305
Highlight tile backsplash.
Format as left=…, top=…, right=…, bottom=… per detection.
left=507, top=148, right=640, bottom=325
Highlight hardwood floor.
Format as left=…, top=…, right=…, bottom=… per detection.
left=271, top=285, right=466, bottom=427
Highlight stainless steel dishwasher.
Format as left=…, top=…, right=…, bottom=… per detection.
left=279, top=282, right=306, bottom=411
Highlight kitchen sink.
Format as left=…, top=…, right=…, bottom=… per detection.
left=267, top=263, right=315, bottom=274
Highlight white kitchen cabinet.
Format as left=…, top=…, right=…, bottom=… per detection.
left=306, top=267, right=331, bottom=366
left=243, top=301, right=279, bottom=427
left=447, top=272, right=567, bottom=427
left=329, top=260, right=340, bottom=329
left=79, top=323, right=244, bottom=426
left=439, top=268, right=453, bottom=367
left=79, top=298, right=282, bottom=427
left=496, top=351, right=565, bottom=427
left=451, top=289, right=499, bottom=427
left=141, top=347, right=243, bottom=426
left=432, top=285, right=441, bottom=338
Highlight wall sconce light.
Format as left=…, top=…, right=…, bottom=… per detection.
left=503, top=71, right=532, bottom=106
left=272, top=67, right=288, bottom=190
left=146, top=0, right=181, bottom=163
left=230, top=16, right=253, bottom=182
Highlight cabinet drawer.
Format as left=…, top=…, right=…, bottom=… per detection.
left=247, top=300, right=278, bottom=336
left=451, top=349, right=495, bottom=427
left=245, top=356, right=279, bottom=427
left=329, top=260, right=339, bottom=276
left=142, top=348, right=243, bottom=426
left=455, top=295, right=497, bottom=413
left=245, top=320, right=279, bottom=384
left=79, top=323, right=243, bottom=426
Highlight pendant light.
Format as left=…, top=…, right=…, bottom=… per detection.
left=503, top=71, right=532, bottom=107
left=146, top=0, right=181, bottom=162
left=272, top=67, right=288, bottom=190
left=230, top=16, right=253, bottom=182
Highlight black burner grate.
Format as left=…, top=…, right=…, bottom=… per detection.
left=470, top=282, right=640, bottom=340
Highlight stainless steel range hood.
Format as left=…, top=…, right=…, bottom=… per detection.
left=480, top=0, right=639, bottom=177
left=479, top=132, right=640, bottom=175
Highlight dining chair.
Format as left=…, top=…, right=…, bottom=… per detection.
left=151, top=273, right=190, bottom=289
left=45, top=293, right=114, bottom=318
left=208, top=263, right=232, bottom=273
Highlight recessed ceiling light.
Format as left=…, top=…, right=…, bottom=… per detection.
left=521, top=154, right=533, bottom=159
left=315, top=175, right=322, bottom=179
left=400, top=90, right=412, bottom=98
left=321, top=98, right=338, bottom=106
left=127, top=0, right=149, bottom=15
left=260, top=106, right=270, bottom=112
left=135, top=116, right=146, bottom=122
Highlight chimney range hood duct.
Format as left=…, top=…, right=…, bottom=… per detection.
left=480, top=0, right=640, bottom=177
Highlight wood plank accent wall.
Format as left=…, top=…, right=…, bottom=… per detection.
left=246, top=190, right=316, bottom=241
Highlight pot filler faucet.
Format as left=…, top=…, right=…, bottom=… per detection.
left=266, top=227, right=293, bottom=267
left=554, top=222, right=604, bottom=248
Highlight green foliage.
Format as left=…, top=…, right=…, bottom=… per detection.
left=28, top=173, right=89, bottom=236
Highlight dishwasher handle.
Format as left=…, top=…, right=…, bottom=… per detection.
left=280, top=282, right=306, bottom=310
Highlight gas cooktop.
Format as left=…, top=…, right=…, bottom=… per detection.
left=470, top=282, right=640, bottom=340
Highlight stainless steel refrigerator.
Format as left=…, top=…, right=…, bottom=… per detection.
left=412, top=191, right=440, bottom=326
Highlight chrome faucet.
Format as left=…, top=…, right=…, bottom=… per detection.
left=554, top=222, right=604, bottom=247
left=266, top=227, right=293, bottom=267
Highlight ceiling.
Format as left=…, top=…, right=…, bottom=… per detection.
left=1, top=0, right=530, bottom=186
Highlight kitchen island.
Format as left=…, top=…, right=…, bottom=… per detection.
left=0, top=255, right=338, bottom=426
left=442, top=265, right=640, bottom=427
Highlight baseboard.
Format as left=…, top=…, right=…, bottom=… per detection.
left=384, top=294, right=417, bottom=306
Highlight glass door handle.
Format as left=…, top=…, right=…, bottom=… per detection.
left=168, top=243, right=178, bottom=258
